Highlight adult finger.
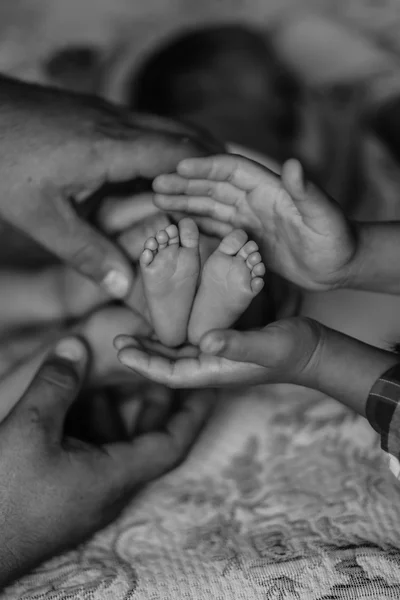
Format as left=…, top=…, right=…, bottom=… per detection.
left=104, top=388, right=214, bottom=489
left=98, top=129, right=224, bottom=184
left=30, top=192, right=134, bottom=300
left=12, top=336, right=88, bottom=442
left=126, top=112, right=225, bottom=155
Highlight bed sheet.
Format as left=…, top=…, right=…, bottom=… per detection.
left=3, top=384, right=400, bottom=599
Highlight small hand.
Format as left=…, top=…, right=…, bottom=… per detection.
left=0, top=336, right=211, bottom=587
left=114, top=317, right=322, bottom=388
left=0, top=75, right=223, bottom=300
left=153, top=155, right=357, bottom=291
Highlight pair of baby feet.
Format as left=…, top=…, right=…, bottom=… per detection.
left=140, top=219, right=265, bottom=347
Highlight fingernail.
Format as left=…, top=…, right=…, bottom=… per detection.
left=55, top=337, right=86, bottom=362
left=102, top=269, right=130, bottom=299
left=201, top=335, right=225, bottom=355
left=113, top=336, right=129, bottom=351
left=296, top=161, right=306, bottom=192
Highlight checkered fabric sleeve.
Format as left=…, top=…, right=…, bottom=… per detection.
left=366, top=364, right=400, bottom=479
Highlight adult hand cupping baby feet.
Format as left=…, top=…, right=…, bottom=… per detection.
left=153, top=154, right=357, bottom=291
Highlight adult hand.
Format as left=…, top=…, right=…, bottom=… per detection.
left=0, top=336, right=212, bottom=589
left=0, top=75, right=223, bottom=299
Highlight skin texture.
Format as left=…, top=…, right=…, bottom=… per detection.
left=0, top=334, right=213, bottom=588
left=140, top=219, right=201, bottom=347
left=115, top=316, right=398, bottom=418
left=153, top=156, right=357, bottom=291
left=0, top=75, right=223, bottom=303
left=187, top=228, right=265, bottom=344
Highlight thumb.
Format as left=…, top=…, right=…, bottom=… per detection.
left=33, top=196, right=134, bottom=299
left=199, top=318, right=321, bottom=373
left=15, top=337, right=89, bottom=442
left=281, top=159, right=344, bottom=225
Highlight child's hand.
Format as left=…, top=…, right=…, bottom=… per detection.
left=115, top=317, right=399, bottom=420
left=114, top=317, right=321, bottom=388
left=0, top=336, right=212, bottom=588
left=153, top=156, right=357, bottom=291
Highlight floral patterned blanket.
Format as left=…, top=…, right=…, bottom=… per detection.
left=4, top=385, right=400, bottom=599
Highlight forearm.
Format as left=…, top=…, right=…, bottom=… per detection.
left=344, top=222, right=400, bottom=294
left=295, top=323, right=398, bottom=416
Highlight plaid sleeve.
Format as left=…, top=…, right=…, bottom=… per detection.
left=366, top=364, right=400, bottom=478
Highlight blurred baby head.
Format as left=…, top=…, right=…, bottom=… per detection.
left=129, top=24, right=300, bottom=161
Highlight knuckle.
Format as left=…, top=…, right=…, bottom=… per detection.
left=38, top=360, right=80, bottom=393
left=282, top=316, right=324, bottom=373
left=24, top=405, right=44, bottom=428
left=66, top=238, right=107, bottom=278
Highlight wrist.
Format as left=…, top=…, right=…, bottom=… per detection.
left=292, top=317, right=399, bottom=416
left=341, top=222, right=368, bottom=290
left=327, top=220, right=363, bottom=291
left=287, top=317, right=326, bottom=388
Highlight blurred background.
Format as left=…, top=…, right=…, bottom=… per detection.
left=1, top=0, right=400, bottom=213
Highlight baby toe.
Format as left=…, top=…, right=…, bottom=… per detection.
left=238, top=240, right=258, bottom=260
left=218, top=229, right=248, bottom=256
left=165, top=224, right=179, bottom=244
left=144, top=237, right=158, bottom=251
left=250, top=277, right=265, bottom=294
left=178, top=218, right=199, bottom=249
left=246, top=252, right=262, bottom=269
left=156, top=229, right=169, bottom=249
left=140, top=248, right=155, bottom=267
left=252, top=262, right=266, bottom=277
left=156, top=229, right=169, bottom=244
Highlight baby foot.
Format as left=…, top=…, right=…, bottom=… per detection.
left=140, top=218, right=200, bottom=347
left=118, top=212, right=172, bottom=262
left=153, top=155, right=354, bottom=291
left=188, top=229, right=265, bottom=344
